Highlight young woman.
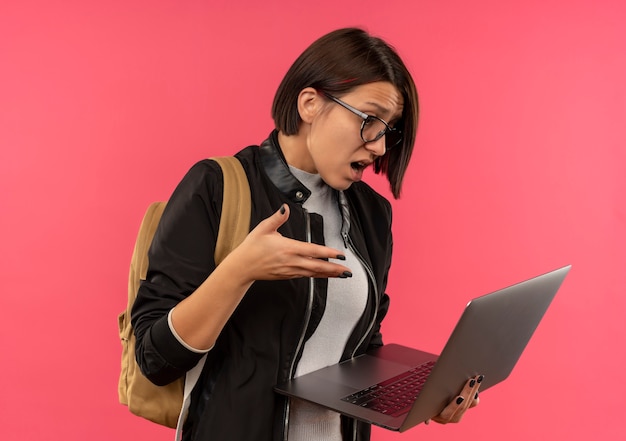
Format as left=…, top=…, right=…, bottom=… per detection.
left=132, top=27, right=479, bottom=441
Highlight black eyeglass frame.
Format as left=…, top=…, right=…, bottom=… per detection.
left=324, top=93, right=403, bottom=150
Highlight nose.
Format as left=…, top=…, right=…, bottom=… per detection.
left=364, top=135, right=386, bottom=157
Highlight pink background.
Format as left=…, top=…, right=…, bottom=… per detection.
left=1, top=1, right=625, bottom=440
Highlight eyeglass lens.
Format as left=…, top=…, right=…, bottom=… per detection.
left=362, top=118, right=402, bottom=149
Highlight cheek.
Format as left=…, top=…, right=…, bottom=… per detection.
left=321, top=123, right=359, bottom=155
left=317, top=134, right=351, bottom=169
left=309, top=113, right=361, bottom=169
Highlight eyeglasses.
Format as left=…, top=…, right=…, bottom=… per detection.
left=325, top=93, right=403, bottom=151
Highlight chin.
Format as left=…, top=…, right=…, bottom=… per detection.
left=330, top=180, right=354, bottom=191
left=321, top=172, right=354, bottom=191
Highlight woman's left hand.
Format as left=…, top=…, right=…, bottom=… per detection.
left=425, top=374, right=483, bottom=425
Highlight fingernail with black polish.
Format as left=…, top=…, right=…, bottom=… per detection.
left=279, top=205, right=286, bottom=215
left=456, top=396, right=464, bottom=405
left=475, top=392, right=479, bottom=400
left=336, top=254, right=346, bottom=260
left=477, top=375, right=484, bottom=383
left=341, top=271, right=352, bottom=278
left=469, top=379, right=476, bottom=388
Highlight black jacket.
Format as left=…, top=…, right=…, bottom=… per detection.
left=132, top=131, right=393, bottom=440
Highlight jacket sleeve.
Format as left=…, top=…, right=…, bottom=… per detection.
left=131, top=160, right=224, bottom=386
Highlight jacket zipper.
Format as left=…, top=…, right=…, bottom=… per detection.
left=336, top=192, right=378, bottom=441
left=282, top=208, right=315, bottom=441
left=342, top=230, right=378, bottom=441
left=336, top=191, right=379, bottom=359
left=342, top=231, right=379, bottom=359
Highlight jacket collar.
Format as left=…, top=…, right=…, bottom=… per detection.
left=259, top=130, right=312, bottom=204
left=258, top=130, right=352, bottom=240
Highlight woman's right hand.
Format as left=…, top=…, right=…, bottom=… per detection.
left=228, top=204, right=353, bottom=283
left=171, top=204, right=352, bottom=350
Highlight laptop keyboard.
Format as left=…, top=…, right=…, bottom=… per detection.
left=340, top=361, right=436, bottom=417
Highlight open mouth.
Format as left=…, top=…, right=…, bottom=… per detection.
left=350, top=161, right=368, bottom=171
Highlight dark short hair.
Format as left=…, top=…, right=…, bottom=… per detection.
left=272, top=28, right=419, bottom=199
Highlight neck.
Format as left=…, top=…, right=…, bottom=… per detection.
left=277, top=130, right=317, bottom=173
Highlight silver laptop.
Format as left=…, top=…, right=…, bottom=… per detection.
left=275, top=265, right=571, bottom=432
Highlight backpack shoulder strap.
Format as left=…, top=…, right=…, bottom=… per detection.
left=211, top=156, right=251, bottom=264
left=135, top=202, right=167, bottom=282
left=175, top=156, right=251, bottom=440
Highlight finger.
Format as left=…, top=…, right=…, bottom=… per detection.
left=449, top=375, right=482, bottom=419
left=469, top=375, right=483, bottom=408
left=470, top=391, right=480, bottom=408
left=255, top=235, right=351, bottom=279
left=254, top=204, right=290, bottom=234
left=431, top=375, right=483, bottom=424
left=432, top=395, right=466, bottom=424
left=284, top=252, right=352, bottom=279
left=457, top=375, right=481, bottom=412
left=278, top=234, right=348, bottom=263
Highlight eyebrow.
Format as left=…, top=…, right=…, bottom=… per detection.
left=364, top=101, right=403, bottom=122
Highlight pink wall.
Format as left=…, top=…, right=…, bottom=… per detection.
left=1, top=1, right=625, bottom=439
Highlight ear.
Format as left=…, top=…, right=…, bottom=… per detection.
left=297, top=87, right=324, bottom=124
